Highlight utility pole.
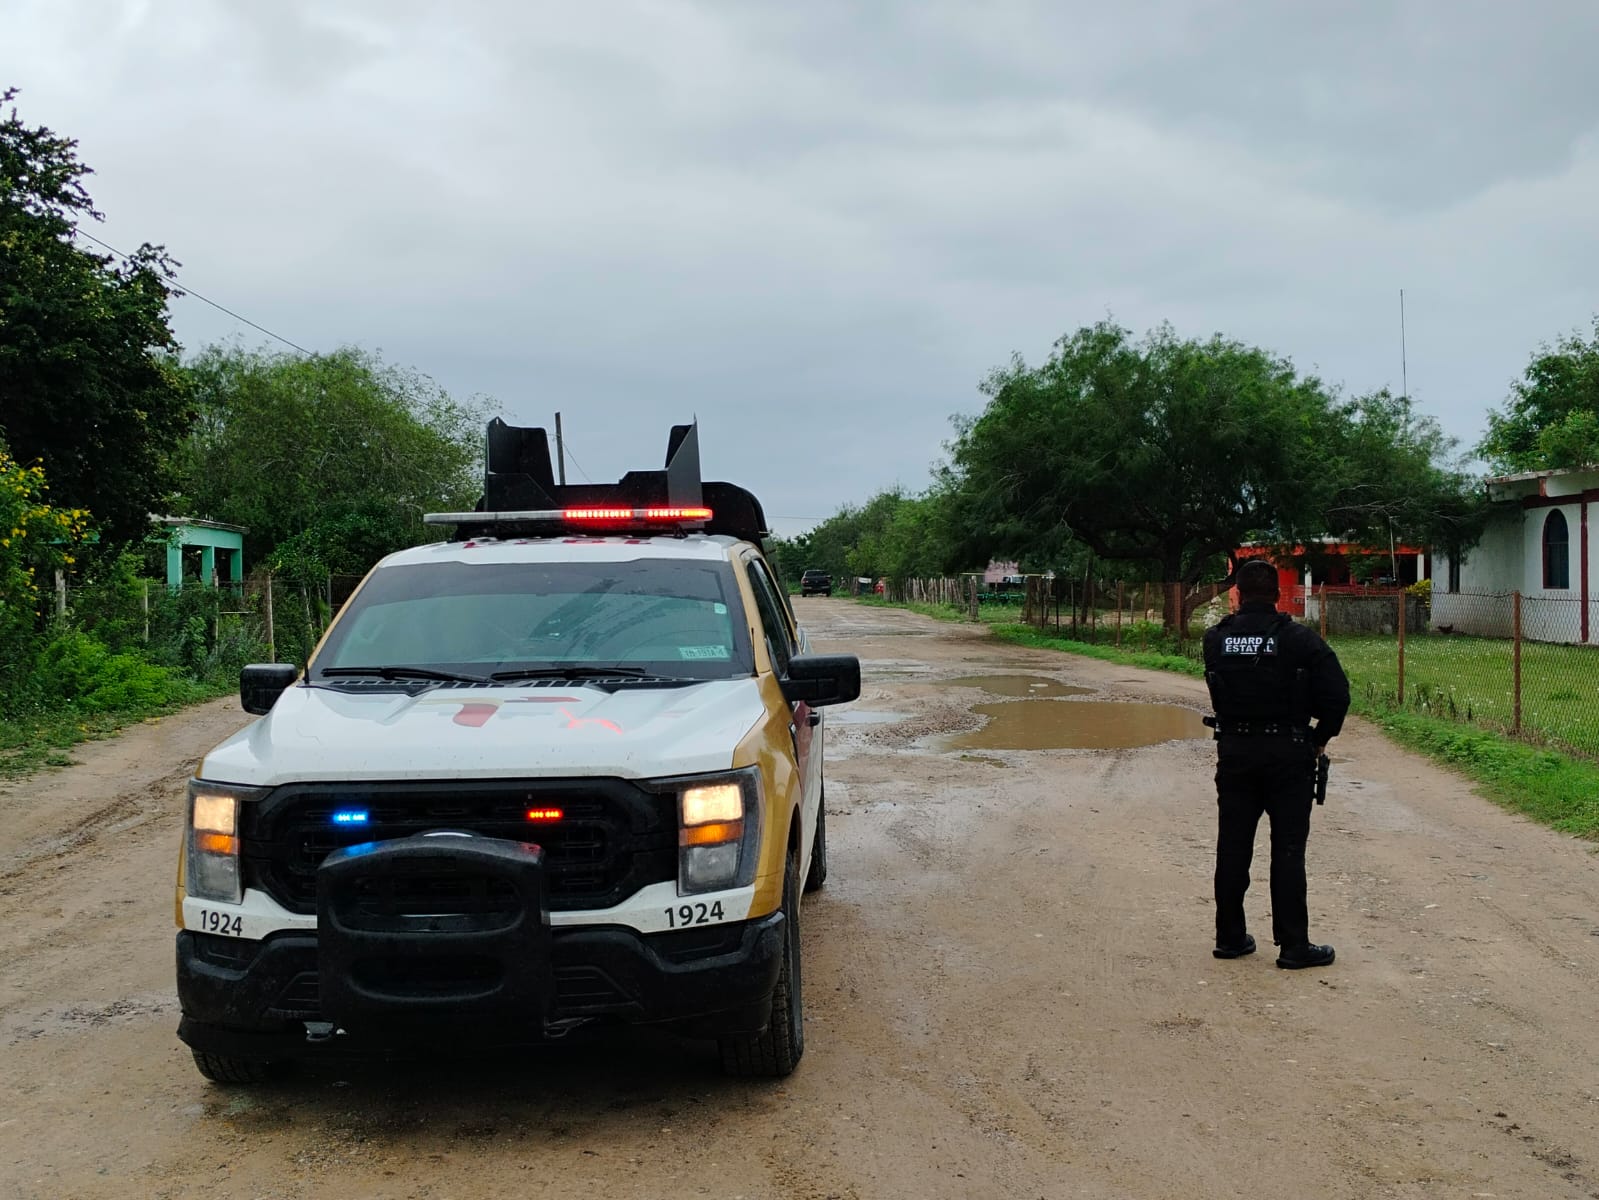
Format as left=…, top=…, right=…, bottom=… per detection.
left=554, top=412, right=567, bottom=485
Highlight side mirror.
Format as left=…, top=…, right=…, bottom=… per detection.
left=241, top=663, right=300, bottom=715
left=780, top=653, right=861, bottom=707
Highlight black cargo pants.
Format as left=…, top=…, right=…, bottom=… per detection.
left=1213, top=735, right=1316, bottom=949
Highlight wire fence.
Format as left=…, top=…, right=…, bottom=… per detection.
left=874, top=578, right=1599, bottom=761
left=1322, top=588, right=1599, bottom=760
left=883, top=576, right=1228, bottom=650
left=54, top=569, right=367, bottom=678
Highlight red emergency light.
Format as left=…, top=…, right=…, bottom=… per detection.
left=563, top=506, right=713, bottom=523
left=525, top=807, right=564, bottom=822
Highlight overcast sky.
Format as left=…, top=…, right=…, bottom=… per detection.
left=8, top=0, right=1599, bottom=535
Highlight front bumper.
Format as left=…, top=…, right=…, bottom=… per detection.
left=176, top=912, right=784, bottom=1060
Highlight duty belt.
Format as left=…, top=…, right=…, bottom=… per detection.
left=1202, top=717, right=1310, bottom=742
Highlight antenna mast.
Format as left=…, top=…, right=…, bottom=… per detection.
left=554, top=412, right=567, bottom=486
left=1400, top=288, right=1408, bottom=400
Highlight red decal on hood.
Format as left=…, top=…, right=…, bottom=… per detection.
left=454, top=702, right=500, bottom=727
left=561, top=706, right=622, bottom=735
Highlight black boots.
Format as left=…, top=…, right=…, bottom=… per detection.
left=1275, top=943, right=1336, bottom=970
left=1212, top=934, right=1257, bottom=959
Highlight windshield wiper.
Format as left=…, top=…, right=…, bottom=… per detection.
left=489, top=665, right=654, bottom=682
left=320, top=666, right=490, bottom=684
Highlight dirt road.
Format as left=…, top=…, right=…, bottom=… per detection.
left=4, top=600, right=1598, bottom=1199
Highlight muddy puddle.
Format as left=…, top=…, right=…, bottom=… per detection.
left=830, top=709, right=910, bottom=726
left=942, top=699, right=1209, bottom=751
left=945, top=674, right=1094, bottom=698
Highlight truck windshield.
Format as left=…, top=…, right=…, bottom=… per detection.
left=311, top=558, right=755, bottom=682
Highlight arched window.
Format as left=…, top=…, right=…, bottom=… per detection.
left=1543, top=509, right=1570, bottom=590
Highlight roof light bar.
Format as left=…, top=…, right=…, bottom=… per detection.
left=424, top=507, right=713, bottom=527
left=594, top=506, right=712, bottom=522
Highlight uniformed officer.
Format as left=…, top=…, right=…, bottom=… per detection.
left=1202, top=559, right=1350, bottom=969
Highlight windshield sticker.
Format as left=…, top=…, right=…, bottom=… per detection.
left=713, top=603, right=728, bottom=614
left=679, top=645, right=731, bottom=660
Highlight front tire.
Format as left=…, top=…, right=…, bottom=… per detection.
left=719, top=849, right=804, bottom=1077
left=804, top=791, right=828, bottom=893
left=190, top=1049, right=277, bottom=1085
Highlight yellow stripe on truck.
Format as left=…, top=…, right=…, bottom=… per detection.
left=734, top=670, right=800, bottom=919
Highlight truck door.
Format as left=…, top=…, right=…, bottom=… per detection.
left=743, top=556, right=819, bottom=855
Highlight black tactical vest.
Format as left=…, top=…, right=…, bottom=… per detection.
left=1206, top=609, right=1302, bottom=721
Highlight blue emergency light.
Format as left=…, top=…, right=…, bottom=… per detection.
left=332, top=809, right=370, bottom=825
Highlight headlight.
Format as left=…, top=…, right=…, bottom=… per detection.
left=675, top=768, right=762, bottom=895
left=185, top=780, right=267, bottom=903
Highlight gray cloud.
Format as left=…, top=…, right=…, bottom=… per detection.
left=7, top=0, right=1598, bottom=534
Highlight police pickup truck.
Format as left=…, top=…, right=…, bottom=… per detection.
left=175, top=420, right=859, bottom=1081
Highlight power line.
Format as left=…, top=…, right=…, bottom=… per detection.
left=72, top=227, right=313, bottom=355
left=557, top=435, right=593, bottom=483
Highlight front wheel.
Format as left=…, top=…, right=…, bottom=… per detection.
left=719, top=850, right=804, bottom=1077
left=190, top=1049, right=278, bottom=1085
left=804, top=791, right=828, bottom=893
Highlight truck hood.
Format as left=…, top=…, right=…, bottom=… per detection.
left=199, top=679, right=767, bottom=786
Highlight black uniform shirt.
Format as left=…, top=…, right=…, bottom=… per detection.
left=1202, top=600, right=1352, bottom=745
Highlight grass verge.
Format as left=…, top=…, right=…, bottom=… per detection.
left=863, top=598, right=1599, bottom=842
left=989, top=623, right=1206, bottom=678
left=852, top=596, right=971, bottom=623
left=0, top=680, right=229, bottom=782
left=1367, top=710, right=1599, bottom=840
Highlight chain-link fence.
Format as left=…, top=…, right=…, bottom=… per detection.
left=1320, top=588, right=1599, bottom=759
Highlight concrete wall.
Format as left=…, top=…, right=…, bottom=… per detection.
left=1520, top=503, right=1583, bottom=641
left=1318, top=593, right=1430, bottom=635
left=1430, top=589, right=1515, bottom=638
left=1433, top=496, right=1598, bottom=643
left=1460, top=516, right=1521, bottom=593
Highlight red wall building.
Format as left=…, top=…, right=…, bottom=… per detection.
left=1231, top=542, right=1427, bottom=616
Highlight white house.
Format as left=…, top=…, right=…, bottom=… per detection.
left=1433, top=466, right=1599, bottom=643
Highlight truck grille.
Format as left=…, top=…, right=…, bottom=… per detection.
left=240, top=779, right=677, bottom=914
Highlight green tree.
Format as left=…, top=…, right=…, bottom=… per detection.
left=0, top=88, right=191, bottom=543
left=178, top=346, right=492, bottom=574
left=791, top=487, right=962, bottom=591
left=948, top=322, right=1478, bottom=628
left=1321, top=388, right=1485, bottom=561
left=0, top=441, right=91, bottom=704
left=1479, top=317, right=1599, bottom=473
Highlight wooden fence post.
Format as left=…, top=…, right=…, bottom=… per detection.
left=301, top=585, right=314, bottom=667
left=1320, top=584, right=1328, bottom=638
left=265, top=572, right=276, bottom=663
left=1513, top=590, right=1522, bottom=735
left=1116, top=580, right=1124, bottom=647
left=1396, top=588, right=1406, bottom=707
left=142, top=580, right=150, bottom=643
left=54, top=569, right=67, bottom=621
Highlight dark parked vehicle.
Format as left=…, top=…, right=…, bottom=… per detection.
left=800, top=569, right=833, bottom=597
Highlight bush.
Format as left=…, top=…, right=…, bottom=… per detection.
left=36, top=630, right=198, bottom=713
left=0, top=445, right=92, bottom=706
